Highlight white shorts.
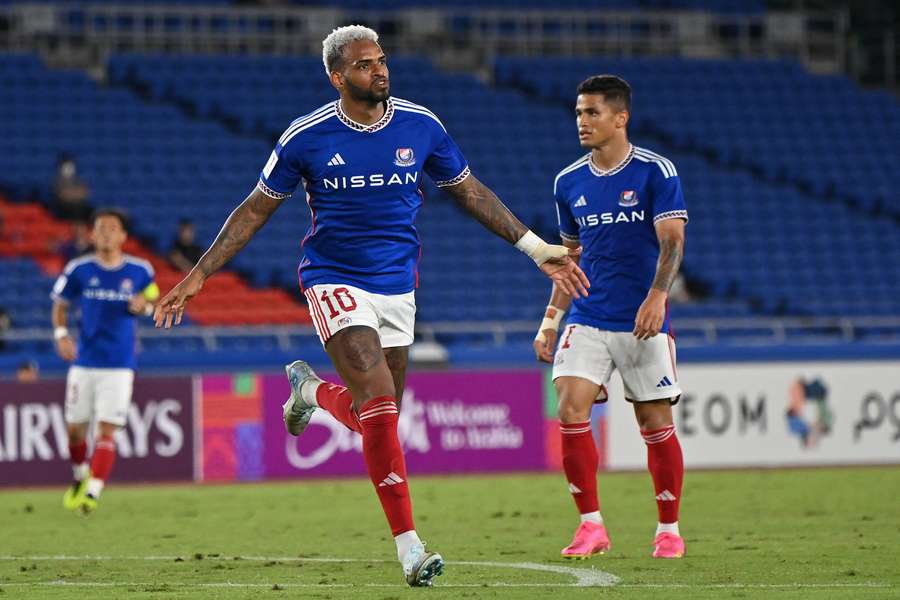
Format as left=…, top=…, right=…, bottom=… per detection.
left=304, top=284, right=416, bottom=348
left=552, top=324, right=681, bottom=403
left=65, top=366, right=134, bottom=427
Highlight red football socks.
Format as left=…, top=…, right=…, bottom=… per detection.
left=69, top=439, right=87, bottom=465
left=560, top=421, right=600, bottom=514
left=90, top=435, right=117, bottom=481
left=358, top=396, right=415, bottom=536
left=316, top=382, right=361, bottom=434
left=642, top=425, right=684, bottom=524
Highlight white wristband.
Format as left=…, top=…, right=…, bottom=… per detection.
left=515, top=230, right=569, bottom=266
left=535, top=305, right=565, bottom=342
left=143, top=303, right=155, bottom=317
left=53, top=326, right=69, bottom=341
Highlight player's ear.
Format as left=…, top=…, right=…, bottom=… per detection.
left=616, top=109, right=629, bottom=129
left=329, top=70, right=343, bottom=90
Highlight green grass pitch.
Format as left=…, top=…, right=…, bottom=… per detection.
left=1, top=467, right=898, bottom=599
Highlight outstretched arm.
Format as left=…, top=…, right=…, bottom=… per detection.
left=633, top=218, right=685, bottom=340
left=153, top=186, right=286, bottom=328
left=442, top=173, right=527, bottom=244
left=443, top=174, right=590, bottom=297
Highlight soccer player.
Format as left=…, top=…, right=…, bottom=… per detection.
left=52, top=208, right=159, bottom=514
left=534, top=75, right=687, bottom=560
left=153, top=25, right=589, bottom=587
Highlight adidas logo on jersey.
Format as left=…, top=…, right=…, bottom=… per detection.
left=655, top=489, right=677, bottom=501
left=326, top=153, right=346, bottom=167
left=573, top=195, right=588, bottom=208
left=378, top=472, right=405, bottom=487
left=656, top=376, right=673, bottom=388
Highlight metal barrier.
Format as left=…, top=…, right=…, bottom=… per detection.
left=0, top=3, right=847, bottom=73
left=4, top=315, right=900, bottom=351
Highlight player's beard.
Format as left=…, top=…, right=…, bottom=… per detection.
left=345, top=78, right=390, bottom=104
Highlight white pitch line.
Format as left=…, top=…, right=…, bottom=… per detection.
left=0, top=556, right=891, bottom=590
left=0, top=555, right=618, bottom=588
left=0, top=581, right=892, bottom=590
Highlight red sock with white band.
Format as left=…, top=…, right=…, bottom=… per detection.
left=561, top=421, right=601, bottom=521
left=87, top=435, right=117, bottom=498
left=641, top=425, right=683, bottom=528
left=358, top=396, right=415, bottom=537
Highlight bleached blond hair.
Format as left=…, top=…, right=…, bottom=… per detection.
left=322, top=25, right=379, bottom=75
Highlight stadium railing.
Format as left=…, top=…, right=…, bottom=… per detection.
left=0, top=3, right=847, bottom=73
left=5, top=316, right=900, bottom=351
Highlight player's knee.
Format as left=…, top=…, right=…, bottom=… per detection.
left=634, top=400, right=674, bottom=430
left=67, top=423, right=88, bottom=443
left=97, top=421, right=120, bottom=438
left=556, top=392, right=591, bottom=424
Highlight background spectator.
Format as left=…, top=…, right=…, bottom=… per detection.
left=169, top=219, right=203, bottom=272
left=57, top=219, right=94, bottom=263
left=15, top=359, right=39, bottom=382
left=53, top=153, right=92, bottom=222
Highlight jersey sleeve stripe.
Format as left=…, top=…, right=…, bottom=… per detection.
left=434, top=166, right=470, bottom=187
left=61, top=254, right=97, bottom=276
left=654, top=209, right=689, bottom=224
left=392, top=104, right=447, bottom=131
left=635, top=147, right=677, bottom=175
left=553, top=155, right=590, bottom=194
left=257, top=179, right=291, bottom=199
left=279, top=102, right=336, bottom=144
left=391, top=98, right=445, bottom=123
left=124, top=255, right=155, bottom=277
left=560, top=231, right=580, bottom=242
left=280, top=109, right=337, bottom=146
left=634, top=148, right=677, bottom=178
left=634, top=152, right=673, bottom=179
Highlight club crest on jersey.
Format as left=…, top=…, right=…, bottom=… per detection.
left=88, top=276, right=100, bottom=287
left=120, top=279, right=133, bottom=293
left=619, top=190, right=638, bottom=207
left=394, top=147, right=416, bottom=167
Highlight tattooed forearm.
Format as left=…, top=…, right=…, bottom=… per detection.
left=195, top=189, right=285, bottom=278
left=651, top=237, right=684, bottom=293
left=444, top=174, right=528, bottom=244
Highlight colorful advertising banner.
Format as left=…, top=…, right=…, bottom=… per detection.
left=180, top=370, right=545, bottom=480
left=605, top=361, right=900, bottom=469
left=0, top=377, right=194, bottom=485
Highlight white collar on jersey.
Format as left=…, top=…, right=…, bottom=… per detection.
left=588, top=144, right=634, bottom=177
left=335, top=98, right=394, bottom=133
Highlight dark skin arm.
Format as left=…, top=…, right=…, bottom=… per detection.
left=153, top=186, right=286, bottom=328
left=443, top=173, right=590, bottom=297
left=633, top=218, right=685, bottom=340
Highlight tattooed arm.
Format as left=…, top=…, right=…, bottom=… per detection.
left=443, top=173, right=590, bottom=297
left=442, top=173, right=527, bottom=244
left=633, top=218, right=686, bottom=340
left=154, top=186, right=286, bottom=328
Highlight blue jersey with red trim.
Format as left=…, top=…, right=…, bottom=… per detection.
left=554, top=145, right=688, bottom=333
left=50, top=254, right=155, bottom=369
left=258, top=97, right=469, bottom=295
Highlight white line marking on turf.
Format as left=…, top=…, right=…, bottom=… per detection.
left=0, top=555, right=618, bottom=588
left=0, top=556, right=891, bottom=589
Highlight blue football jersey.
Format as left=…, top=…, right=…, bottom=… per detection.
left=555, top=145, right=688, bottom=333
left=258, top=97, right=470, bottom=295
left=51, top=254, right=155, bottom=369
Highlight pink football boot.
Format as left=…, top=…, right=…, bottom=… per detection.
left=652, top=532, right=686, bottom=558
left=560, top=521, right=611, bottom=559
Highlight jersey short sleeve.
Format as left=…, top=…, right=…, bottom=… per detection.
left=258, top=138, right=304, bottom=200
left=649, top=167, right=688, bottom=225
left=555, top=183, right=579, bottom=243
left=424, top=129, right=470, bottom=188
left=51, top=262, right=82, bottom=303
